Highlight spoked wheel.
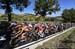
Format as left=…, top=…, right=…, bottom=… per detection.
left=38, top=32, right=45, bottom=38
left=10, top=37, right=20, bottom=48
left=44, top=29, right=49, bottom=36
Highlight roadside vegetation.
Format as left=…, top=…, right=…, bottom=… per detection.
left=0, top=14, right=62, bottom=22
left=36, top=28, right=75, bottom=49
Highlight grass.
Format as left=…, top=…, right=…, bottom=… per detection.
left=35, top=28, right=75, bottom=49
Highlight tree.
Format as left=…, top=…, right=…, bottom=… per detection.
left=0, top=0, right=30, bottom=21
left=62, top=8, right=75, bottom=22
left=34, top=0, right=60, bottom=17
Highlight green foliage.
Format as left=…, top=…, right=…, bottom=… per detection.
left=0, top=14, right=45, bottom=21
left=45, top=17, right=51, bottom=21
left=0, top=14, right=62, bottom=22
left=0, top=14, right=7, bottom=21
left=34, top=0, right=60, bottom=16
left=0, top=0, right=30, bottom=21
left=35, top=16, right=44, bottom=21
left=62, top=8, right=75, bottom=22
left=45, top=17, right=62, bottom=23
left=54, top=17, right=63, bottom=22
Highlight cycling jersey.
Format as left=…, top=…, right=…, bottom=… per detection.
left=38, top=25, right=44, bottom=33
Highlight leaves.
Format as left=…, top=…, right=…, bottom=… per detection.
left=34, top=0, right=60, bottom=16
left=0, top=0, right=30, bottom=21
left=62, top=8, right=75, bottom=22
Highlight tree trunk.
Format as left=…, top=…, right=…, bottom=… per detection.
left=5, top=2, right=12, bottom=22
left=8, top=13, right=11, bottom=22
left=41, top=16, right=45, bottom=21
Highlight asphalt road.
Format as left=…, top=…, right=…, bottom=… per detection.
left=14, top=27, right=74, bottom=49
